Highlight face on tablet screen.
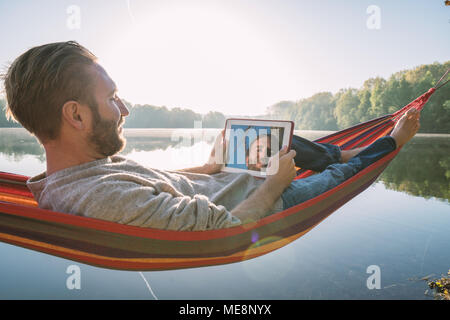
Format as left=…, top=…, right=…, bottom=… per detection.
left=226, top=124, right=284, bottom=172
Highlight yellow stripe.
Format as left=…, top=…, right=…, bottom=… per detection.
left=0, top=228, right=307, bottom=268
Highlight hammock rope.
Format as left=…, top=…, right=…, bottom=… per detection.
left=434, top=68, right=449, bottom=90
left=0, top=71, right=447, bottom=271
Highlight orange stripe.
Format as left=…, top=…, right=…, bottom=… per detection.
left=0, top=193, right=38, bottom=207
left=363, top=126, right=395, bottom=146
left=317, top=115, right=390, bottom=144
left=345, top=121, right=394, bottom=149
left=353, top=124, right=395, bottom=149
left=332, top=118, right=393, bottom=147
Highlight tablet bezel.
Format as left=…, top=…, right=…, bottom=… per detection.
left=221, top=118, right=294, bottom=178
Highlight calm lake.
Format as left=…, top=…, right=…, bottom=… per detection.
left=0, top=128, right=449, bottom=300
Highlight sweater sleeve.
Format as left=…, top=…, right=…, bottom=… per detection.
left=71, top=181, right=242, bottom=231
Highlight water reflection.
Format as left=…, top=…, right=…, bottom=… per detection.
left=0, top=128, right=449, bottom=201
left=379, top=136, right=450, bottom=202
left=0, top=128, right=45, bottom=161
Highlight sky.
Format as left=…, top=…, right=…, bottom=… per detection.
left=0, top=0, right=448, bottom=116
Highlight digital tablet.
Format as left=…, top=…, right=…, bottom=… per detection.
left=221, top=118, right=294, bottom=177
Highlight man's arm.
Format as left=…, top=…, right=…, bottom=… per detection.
left=176, top=129, right=227, bottom=175
left=230, top=179, right=283, bottom=223
left=180, top=148, right=297, bottom=223
left=177, top=164, right=220, bottom=175
left=231, top=147, right=297, bottom=223
left=76, top=179, right=240, bottom=231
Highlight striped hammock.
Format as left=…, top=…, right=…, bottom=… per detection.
left=0, top=74, right=447, bottom=271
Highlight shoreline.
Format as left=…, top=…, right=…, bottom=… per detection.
left=1, top=127, right=450, bottom=137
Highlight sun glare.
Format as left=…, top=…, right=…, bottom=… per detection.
left=101, top=2, right=298, bottom=116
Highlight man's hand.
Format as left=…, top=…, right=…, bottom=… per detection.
left=177, top=129, right=227, bottom=175
left=266, top=146, right=297, bottom=190
left=231, top=147, right=297, bottom=223
left=204, top=129, right=227, bottom=174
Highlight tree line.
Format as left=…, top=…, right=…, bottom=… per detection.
left=0, top=97, right=227, bottom=129
left=121, top=102, right=227, bottom=128
left=1, top=61, right=449, bottom=132
left=266, top=61, right=450, bottom=133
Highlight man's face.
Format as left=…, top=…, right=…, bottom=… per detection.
left=87, top=65, right=129, bottom=157
left=246, top=135, right=271, bottom=171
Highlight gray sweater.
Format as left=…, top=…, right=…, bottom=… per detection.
left=26, top=156, right=284, bottom=231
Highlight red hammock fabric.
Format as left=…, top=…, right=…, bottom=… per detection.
left=0, top=85, right=444, bottom=271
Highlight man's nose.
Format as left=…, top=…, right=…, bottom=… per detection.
left=117, top=97, right=130, bottom=116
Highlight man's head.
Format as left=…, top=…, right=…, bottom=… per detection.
left=245, top=134, right=272, bottom=171
left=2, top=41, right=129, bottom=158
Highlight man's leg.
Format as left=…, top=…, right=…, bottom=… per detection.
left=290, top=135, right=369, bottom=171
left=290, top=135, right=342, bottom=172
left=340, top=147, right=368, bottom=163
left=281, top=108, right=420, bottom=210
left=281, top=136, right=396, bottom=209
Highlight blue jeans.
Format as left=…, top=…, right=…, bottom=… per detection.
left=281, top=136, right=397, bottom=210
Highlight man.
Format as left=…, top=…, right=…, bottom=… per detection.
left=2, top=41, right=420, bottom=230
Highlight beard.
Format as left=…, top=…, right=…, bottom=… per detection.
left=88, top=109, right=126, bottom=157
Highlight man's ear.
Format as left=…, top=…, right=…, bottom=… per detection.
left=61, top=101, right=87, bottom=130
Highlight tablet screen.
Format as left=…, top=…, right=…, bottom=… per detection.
left=222, top=119, right=294, bottom=177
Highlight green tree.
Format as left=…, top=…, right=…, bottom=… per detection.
left=202, top=111, right=226, bottom=128
left=294, top=92, right=338, bottom=130
left=267, top=61, right=449, bottom=133
left=266, top=101, right=296, bottom=120
left=356, top=83, right=372, bottom=122
left=381, top=74, right=413, bottom=114
left=368, top=77, right=387, bottom=118
left=334, top=88, right=360, bottom=128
